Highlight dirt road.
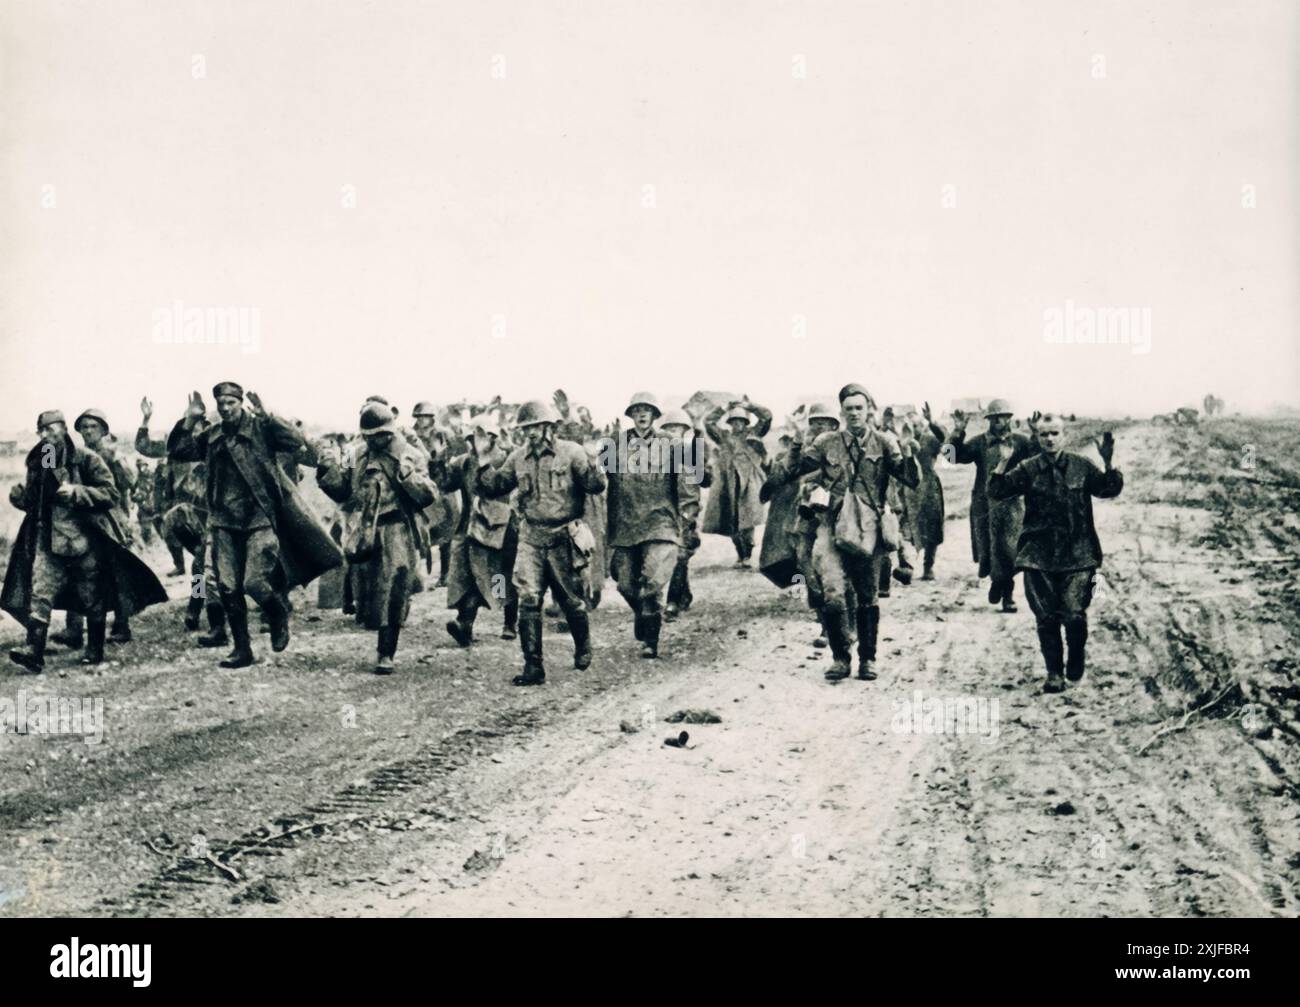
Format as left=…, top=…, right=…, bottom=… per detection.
left=2, top=418, right=1297, bottom=917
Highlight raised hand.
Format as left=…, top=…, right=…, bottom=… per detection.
left=140, top=396, right=153, bottom=423
left=246, top=391, right=266, bottom=417
left=1096, top=431, right=1115, bottom=468
left=921, top=401, right=932, bottom=423
left=185, top=391, right=205, bottom=419
left=951, top=409, right=968, bottom=433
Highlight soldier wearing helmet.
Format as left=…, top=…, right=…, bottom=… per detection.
left=764, top=401, right=843, bottom=648
left=702, top=395, right=773, bottom=566
left=317, top=402, right=439, bottom=674
left=946, top=398, right=1038, bottom=612
left=477, top=399, right=608, bottom=686
left=605, top=393, right=700, bottom=658
left=411, top=400, right=463, bottom=587
left=432, top=410, right=520, bottom=647
left=658, top=406, right=708, bottom=619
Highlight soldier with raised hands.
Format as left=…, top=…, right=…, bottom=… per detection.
left=168, top=382, right=341, bottom=668
left=988, top=415, right=1123, bottom=693
left=946, top=399, right=1038, bottom=612
left=606, top=392, right=700, bottom=658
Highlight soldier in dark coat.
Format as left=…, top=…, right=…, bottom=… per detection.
left=947, top=399, right=1038, bottom=612
left=988, top=416, right=1123, bottom=692
left=50, top=409, right=140, bottom=648
left=316, top=403, right=437, bottom=674
left=659, top=408, right=707, bottom=621
left=168, top=382, right=342, bottom=668
left=606, top=393, right=701, bottom=658
left=433, top=413, right=519, bottom=646
left=702, top=397, right=772, bottom=565
left=758, top=424, right=803, bottom=589
left=4, top=412, right=167, bottom=671
left=412, top=400, right=460, bottom=587
left=477, top=400, right=608, bottom=686
left=138, top=394, right=227, bottom=644
left=904, top=402, right=948, bottom=580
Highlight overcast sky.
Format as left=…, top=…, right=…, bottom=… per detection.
left=2, top=0, right=1297, bottom=434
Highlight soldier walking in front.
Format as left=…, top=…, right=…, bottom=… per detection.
left=477, top=400, right=607, bottom=686
left=607, top=393, right=700, bottom=658
left=659, top=407, right=707, bottom=621
left=987, top=416, right=1123, bottom=693
left=168, top=383, right=341, bottom=668
left=779, top=384, right=919, bottom=683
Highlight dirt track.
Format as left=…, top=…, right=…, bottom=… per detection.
left=1, top=418, right=1297, bottom=917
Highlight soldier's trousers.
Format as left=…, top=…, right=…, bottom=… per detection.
left=211, top=526, right=281, bottom=613
left=30, top=545, right=103, bottom=624
left=513, top=531, right=587, bottom=618
left=612, top=541, right=677, bottom=618
left=1023, top=569, right=1094, bottom=629
left=793, top=527, right=823, bottom=611
left=812, top=523, right=881, bottom=609
left=731, top=529, right=754, bottom=562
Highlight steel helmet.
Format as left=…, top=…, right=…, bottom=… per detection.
left=723, top=406, right=752, bottom=425
left=984, top=398, right=1014, bottom=418
left=359, top=402, right=399, bottom=437
left=412, top=400, right=437, bottom=418
left=470, top=412, right=502, bottom=439
left=74, top=408, right=111, bottom=435
left=658, top=407, right=693, bottom=431
left=624, top=391, right=661, bottom=419
left=515, top=400, right=560, bottom=428
left=806, top=402, right=840, bottom=426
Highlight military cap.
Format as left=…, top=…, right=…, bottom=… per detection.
left=213, top=381, right=244, bottom=401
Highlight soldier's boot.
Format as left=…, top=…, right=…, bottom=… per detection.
left=166, top=544, right=187, bottom=576
left=569, top=608, right=593, bottom=670
left=446, top=604, right=476, bottom=647
left=632, top=599, right=645, bottom=642
left=9, top=620, right=49, bottom=673
left=501, top=599, right=518, bottom=640
left=921, top=545, right=937, bottom=581
left=988, top=579, right=1003, bottom=605
left=265, top=595, right=291, bottom=653
left=878, top=556, right=892, bottom=598
left=80, top=617, right=107, bottom=666
left=512, top=611, right=545, bottom=686
left=184, top=594, right=203, bottom=631
left=341, top=572, right=356, bottom=615
left=220, top=607, right=256, bottom=669
left=855, top=605, right=880, bottom=681
left=892, top=551, right=913, bottom=586
left=50, top=612, right=84, bottom=651
left=436, top=543, right=451, bottom=587
left=1037, top=620, right=1065, bottom=693
left=1064, top=618, right=1088, bottom=682
left=812, top=609, right=829, bottom=649
left=1000, top=578, right=1018, bottom=613
left=375, top=626, right=399, bottom=675
left=108, top=612, right=131, bottom=643
left=198, top=604, right=228, bottom=647
left=823, top=604, right=853, bottom=682
left=639, top=611, right=661, bottom=660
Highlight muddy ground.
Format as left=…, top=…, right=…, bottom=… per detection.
left=1, top=417, right=1297, bottom=917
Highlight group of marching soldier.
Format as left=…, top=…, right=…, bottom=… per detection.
left=3, top=383, right=1121, bottom=695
